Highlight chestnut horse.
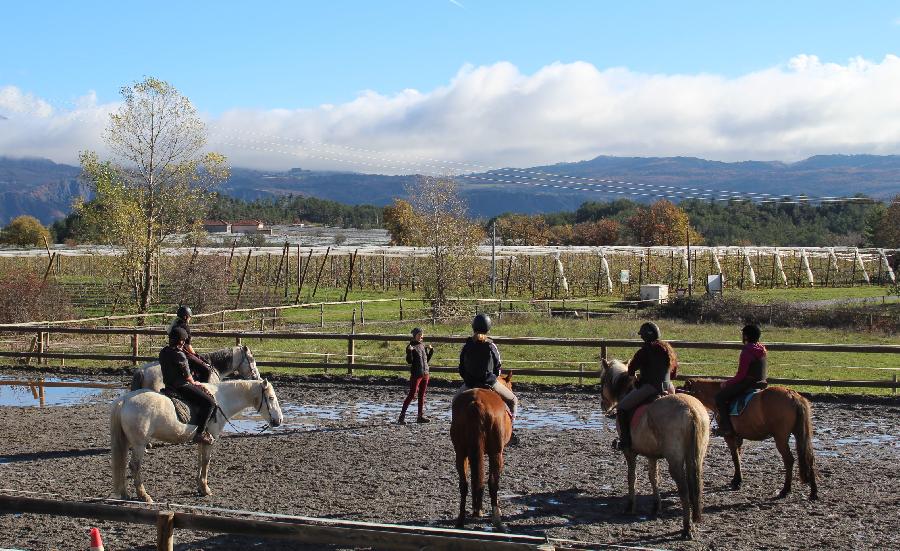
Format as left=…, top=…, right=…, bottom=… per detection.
left=600, top=359, right=710, bottom=540
left=450, top=372, right=514, bottom=530
left=682, top=379, right=817, bottom=500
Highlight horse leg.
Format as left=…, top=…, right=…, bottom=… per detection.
left=775, top=433, right=794, bottom=499
left=197, top=443, right=213, bottom=496
left=488, top=453, right=505, bottom=531
left=455, top=454, right=468, bottom=528
left=623, top=451, right=637, bottom=514
left=647, top=458, right=661, bottom=515
left=667, top=457, right=693, bottom=540
left=128, top=444, right=153, bottom=504
left=728, top=436, right=743, bottom=490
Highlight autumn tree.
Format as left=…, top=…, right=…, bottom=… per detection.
left=383, top=199, right=424, bottom=246
left=0, top=215, right=50, bottom=247
left=572, top=219, right=621, bottom=245
left=496, top=214, right=552, bottom=245
left=626, top=200, right=703, bottom=246
left=78, top=77, right=228, bottom=312
left=408, top=176, right=484, bottom=311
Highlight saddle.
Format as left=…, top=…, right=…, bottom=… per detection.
left=730, top=388, right=762, bottom=416
left=630, top=392, right=668, bottom=430
left=159, top=388, right=214, bottom=426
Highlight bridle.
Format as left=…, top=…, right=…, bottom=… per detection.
left=255, top=381, right=276, bottom=433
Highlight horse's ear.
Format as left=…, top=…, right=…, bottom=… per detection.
left=601, top=358, right=610, bottom=370
left=502, top=371, right=513, bottom=382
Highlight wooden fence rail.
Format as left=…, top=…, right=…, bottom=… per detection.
left=0, top=494, right=571, bottom=550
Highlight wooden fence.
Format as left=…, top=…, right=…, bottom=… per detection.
left=0, top=494, right=592, bottom=550
left=0, top=325, right=898, bottom=390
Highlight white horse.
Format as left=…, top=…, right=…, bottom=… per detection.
left=111, top=379, right=283, bottom=503
left=131, top=345, right=260, bottom=391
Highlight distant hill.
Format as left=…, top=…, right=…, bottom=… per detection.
left=1, top=154, right=898, bottom=224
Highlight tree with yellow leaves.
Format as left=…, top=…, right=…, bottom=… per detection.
left=626, top=200, right=703, bottom=246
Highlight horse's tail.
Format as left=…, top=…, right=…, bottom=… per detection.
left=684, top=404, right=708, bottom=522
left=130, top=369, right=144, bottom=391
left=110, top=399, right=129, bottom=498
left=467, top=407, right=486, bottom=506
left=791, top=391, right=818, bottom=499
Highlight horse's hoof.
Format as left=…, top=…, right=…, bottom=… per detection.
left=776, top=489, right=790, bottom=500
left=472, top=509, right=484, bottom=518
left=199, top=487, right=212, bottom=497
left=492, top=521, right=508, bottom=533
left=681, top=529, right=694, bottom=540
left=455, top=518, right=465, bottom=529
left=809, top=491, right=818, bottom=501
left=730, top=480, right=742, bottom=491
left=141, top=495, right=154, bottom=504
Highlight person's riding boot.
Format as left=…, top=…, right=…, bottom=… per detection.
left=416, top=415, right=431, bottom=423
left=715, top=409, right=734, bottom=437
left=614, top=410, right=632, bottom=451
left=397, top=412, right=407, bottom=425
left=193, top=430, right=214, bottom=445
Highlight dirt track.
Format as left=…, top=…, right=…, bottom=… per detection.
left=0, top=372, right=898, bottom=550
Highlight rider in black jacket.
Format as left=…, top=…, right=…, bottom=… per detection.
left=168, top=305, right=213, bottom=382
left=159, top=327, right=216, bottom=444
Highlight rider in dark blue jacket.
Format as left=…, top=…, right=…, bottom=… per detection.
left=159, top=327, right=216, bottom=444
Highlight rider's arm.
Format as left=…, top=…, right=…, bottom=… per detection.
left=724, top=347, right=752, bottom=387
left=489, top=342, right=502, bottom=375
left=406, top=345, right=414, bottom=365
left=458, top=344, right=467, bottom=378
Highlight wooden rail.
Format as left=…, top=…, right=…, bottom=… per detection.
left=0, top=494, right=573, bottom=550
left=0, top=326, right=897, bottom=390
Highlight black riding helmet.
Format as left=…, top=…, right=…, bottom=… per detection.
left=742, top=323, right=762, bottom=343
left=472, top=313, right=492, bottom=334
left=176, top=305, right=192, bottom=319
left=638, top=321, right=660, bottom=342
left=169, top=326, right=189, bottom=347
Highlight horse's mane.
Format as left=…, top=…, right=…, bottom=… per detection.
left=603, top=359, right=635, bottom=398
left=206, top=348, right=235, bottom=371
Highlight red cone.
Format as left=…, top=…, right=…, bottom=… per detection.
left=89, top=527, right=104, bottom=551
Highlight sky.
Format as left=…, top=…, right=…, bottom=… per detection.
left=2, top=1, right=900, bottom=172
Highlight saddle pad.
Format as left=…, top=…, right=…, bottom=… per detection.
left=160, top=389, right=196, bottom=425
left=631, top=404, right=649, bottom=430
left=730, top=389, right=761, bottom=416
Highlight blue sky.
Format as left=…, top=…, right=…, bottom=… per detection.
left=2, top=1, right=900, bottom=170
left=3, top=1, right=898, bottom=113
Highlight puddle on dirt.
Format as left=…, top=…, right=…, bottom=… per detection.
left=0, top=376, right=123, bottom=407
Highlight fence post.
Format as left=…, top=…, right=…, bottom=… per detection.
left=36, top=331, right=44, bottom=365
left=131, top=331, right=139, bottom=366
left=156, top=510, right=175, bottom=551
left=221, top=311, right=226, bottom=331
left=324, top=353, right=330, bottom=374
left=320, top=304, right=325, bottom=328
left=399, top=298, right=404, bottom=321
left=272, top=307, right=278, bottom=331
left=600, top=344, right=608, bottom=363
left=348, top=310, right=356, bottom=375
left=235, top=336, right=242, bottom=346
left=894, top=373, right=897, bottom=395
left=360, top=301, right=365, bottom=325
left=579, top=363, right=584, bottom=385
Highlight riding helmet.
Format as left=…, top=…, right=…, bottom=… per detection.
left=742, top=323, right=762, bottom=343
left=169, top=326, right=189, bottom=346
left=411, top=327, right=423, bottom=337
left=176, top=305, right=193, bottom=319
left=472, top=313, right=492, bottom=334
left=638, top=321, right=660, bottom=342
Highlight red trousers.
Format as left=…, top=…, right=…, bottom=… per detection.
left=400, top=374, right=429, bottom=417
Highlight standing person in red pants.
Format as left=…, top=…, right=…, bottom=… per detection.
left=398, top=327, right=433, bottom=424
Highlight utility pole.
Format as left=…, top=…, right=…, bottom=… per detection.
left=490, top=221, right=497, bottom=295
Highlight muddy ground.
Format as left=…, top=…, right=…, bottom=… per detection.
left=0, top=370, right=898, bottom=550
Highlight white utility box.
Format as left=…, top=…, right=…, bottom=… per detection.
left=640, top=284, right=669, bottom=303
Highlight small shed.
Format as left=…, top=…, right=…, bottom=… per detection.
left=202, top=220, right=231, bottom=233
left=231, top=220, right=265, bottom=233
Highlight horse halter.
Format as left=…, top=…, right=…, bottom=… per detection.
left=255, top=381, right=276, bottom=432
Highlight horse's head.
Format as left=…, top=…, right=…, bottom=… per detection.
left=235, top=345, right=261, bottom=380
left=598, top=358, right=631, bottom=413
left=678, top=378, right=719, bottom=409
left=498, top=371, right=513, bottom=391
left=257, top=379, right=283, bottom=428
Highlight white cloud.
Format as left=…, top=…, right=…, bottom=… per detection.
left=4, top=55, right=900, bottom=173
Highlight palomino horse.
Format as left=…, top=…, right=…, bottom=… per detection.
left=131, top=345, right=260, bottom=391
left=681, top=379, right=818, bottom=500
left=450, top=372, right=514, bottom=530
left=111, top=379, right=283, bottom=503
left=600, top=359, right=710, bottom=540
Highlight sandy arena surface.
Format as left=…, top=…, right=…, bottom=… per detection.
left=0, top=370, right=898, bottom=550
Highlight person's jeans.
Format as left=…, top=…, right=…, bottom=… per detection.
left=400, top=374, right=429, bottom=417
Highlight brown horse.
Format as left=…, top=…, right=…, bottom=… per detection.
left=450, top=372, right=514, bottom=530
left=600, top=359, right=710, bottom=540
left=682, top=379, right=818, bottom=500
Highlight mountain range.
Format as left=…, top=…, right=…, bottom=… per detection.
left=1, top=154, right=898, bottom=225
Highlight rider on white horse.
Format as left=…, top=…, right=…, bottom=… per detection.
left=169, top=305, right=213, bottom=382
left=160, top=327, right=217, bottom=444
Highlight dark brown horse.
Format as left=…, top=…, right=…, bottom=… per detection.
left=450, top=372, right=514, bottom=530
left=682, top=379, right=818, bottom=500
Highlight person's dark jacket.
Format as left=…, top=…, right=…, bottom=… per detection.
left=724, top=342, right=768, bottom=389
left=159, top=345, right=192, bottom=389
left=627, top=340, right=677, bottom=393
left=459, top=337, right=502, bottom=388
left=406, top=340, right=433, bottom=377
